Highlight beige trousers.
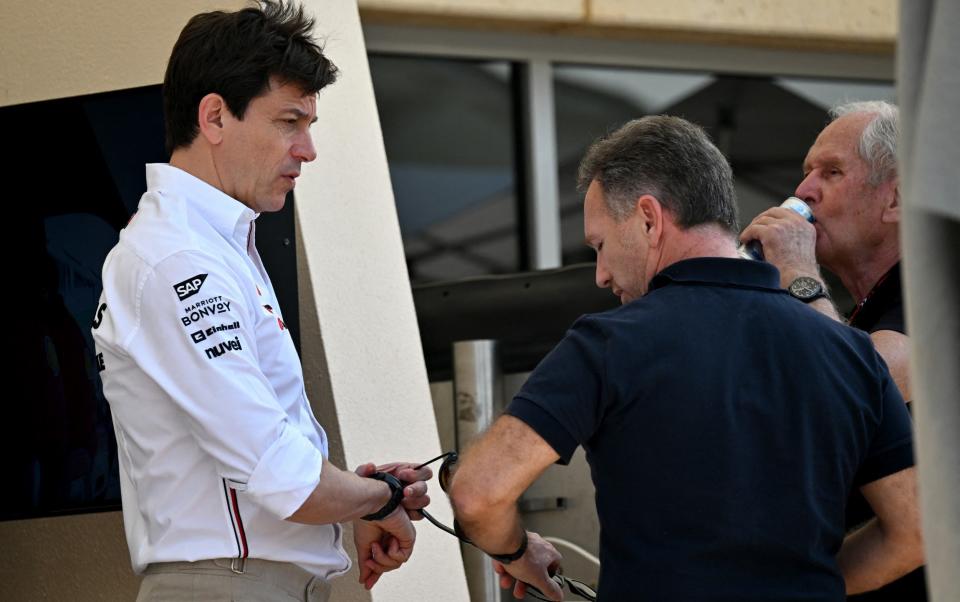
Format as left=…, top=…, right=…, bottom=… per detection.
left=137, top=558, right=332, bottom=602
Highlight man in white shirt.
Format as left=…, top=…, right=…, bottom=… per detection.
left=92, top=2, right=430, bottom=600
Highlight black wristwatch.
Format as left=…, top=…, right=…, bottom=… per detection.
left=488, top=530, right=528, bottom=565
left=787, top=276, right=829, bottom=303
left=361, top=472, right=404, bottom=521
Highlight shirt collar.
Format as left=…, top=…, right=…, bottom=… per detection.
left=847, top=261, right=901, bottom=327
left=648, top=257, right=783, bottom=293
left=145, top=163, right=258, bottom=249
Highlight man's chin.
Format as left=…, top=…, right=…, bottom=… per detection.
left=261, top=195, right=288, bottom=213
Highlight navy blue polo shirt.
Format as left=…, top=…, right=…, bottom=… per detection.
left=507, top=257, right=914, bottom=602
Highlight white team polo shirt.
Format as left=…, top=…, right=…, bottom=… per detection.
left=92, top=163, right=350, bottom=578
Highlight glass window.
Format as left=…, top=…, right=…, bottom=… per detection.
left=554, top=64, right=893, bottom=309
left=370, top=55, right=521, bottom=282
left=554, top=65, right=712, bottom=265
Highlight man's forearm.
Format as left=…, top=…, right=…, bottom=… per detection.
left=451, top=490, right=526, bottom=556
left=806, top=296, right=843, bottom=321
left=838, top=518, right=922, bottom=594
left=447, top=415, right=560, bottom=557
left=287, top=458, right=392, bottom=525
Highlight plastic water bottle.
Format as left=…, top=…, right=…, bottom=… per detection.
left=738, top=197, right=814, bottom=261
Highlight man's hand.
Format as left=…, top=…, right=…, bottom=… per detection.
left=350, top=463, right=419, bottom=589
left=352, top=506, right=417, bottom=590
left=741, top=206, right=820, bottom=287
left=492, top=532, right=563, bottom=601
left=357, top=461, right=433, bottom=520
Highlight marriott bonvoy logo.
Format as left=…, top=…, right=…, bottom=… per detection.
left=181, top=296, right=232, bottom=326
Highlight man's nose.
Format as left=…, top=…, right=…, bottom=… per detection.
left=294, top=131, right=317, bottom=163
left=595, top=261, right=611, bottom=289
left=794, top=172, right=818, bottom=205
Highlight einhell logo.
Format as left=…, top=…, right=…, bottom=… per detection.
left=190, top=321, right=241, bottom=344
left=204, top=336, right=243, bottom=360
left=173, top=274, right=208, bottom=301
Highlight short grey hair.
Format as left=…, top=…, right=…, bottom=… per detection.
left=576, top=115, right=739, bottom=234
left=829, top=100, right=899, bottom=186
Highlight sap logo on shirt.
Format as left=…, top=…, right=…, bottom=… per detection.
left=96, top=352, right=106, bottom=372
left=190, top=321, right=241, bottom=344
left=204, top=336, right=243, bottom=360
left=173, top=274, right=208, bottom=301
left=181, top=301, right=232, bottom=327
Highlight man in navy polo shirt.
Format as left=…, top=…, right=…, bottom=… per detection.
left=446, top=116, right=923, bottom=601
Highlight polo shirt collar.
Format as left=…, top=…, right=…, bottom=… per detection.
left=146, top=163, right=258, bottom=249
left=648, top=257, right=782, bottom=293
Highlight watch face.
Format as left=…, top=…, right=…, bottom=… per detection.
left=789, top=276, right=822, bottom=299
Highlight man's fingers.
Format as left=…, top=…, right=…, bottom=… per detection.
left=395, top=466, right=433, bottom=484
left=370, top=541, right=403, bottom=569
left=374, top=462, right=434, bottom=485
left=527, top=578, right=563, bottom=602
left=354, top=462, right=377, bottom=477
left=356, top=537, right=374, bottom=584
left=741, top=207, right=810, bottom=241
left=402, top=480, right=428, bottom=499
left=386, top=536, right=408, bottom=563
left=401, top=482, right=430, bottom=512
left=357, top=558, right=372, bottom=585
left=363, top=570, right=381, bottom=590
left=364, top=558, right=396, bottom=574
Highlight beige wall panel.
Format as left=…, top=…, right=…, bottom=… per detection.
left=0, top=512, right=140, bottom=600
left=360, top=0, right=894, bottom=53
left=360, top=0, right=583, bottom=21
left=590, top=0, right=896, bottom=44
left=0, top=0, right=244, bottom=107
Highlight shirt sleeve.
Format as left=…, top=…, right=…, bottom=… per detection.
left=854, top=355, right=914, bottom=487
left=868, top=303, right=906, bottom=335
left=119, top=250, right=322, bottom=519
left=505, top=315, right=607, bottom=464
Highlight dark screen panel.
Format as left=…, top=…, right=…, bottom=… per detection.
left=2, top=86, right=299, bottom=521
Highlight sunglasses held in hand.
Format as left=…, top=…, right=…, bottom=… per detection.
left=413, top=452, right=597, bottom=601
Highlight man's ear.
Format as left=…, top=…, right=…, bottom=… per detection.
left=635, top=194, right=665, bottom=246
left=196, top=93, right=226, bottom=146
left=880, top=177, right=900, bottom=224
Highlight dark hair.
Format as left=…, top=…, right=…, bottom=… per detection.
left=163, top=0, right=339, bottom=153
left=577, top=115, right=739, bottom=234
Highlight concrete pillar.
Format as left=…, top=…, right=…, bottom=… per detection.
left=296, top=1, right=470, bottom=600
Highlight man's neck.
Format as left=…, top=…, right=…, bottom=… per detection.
left=658, top=223, right=740, bottom=271
left=169, top=146, right=226, bottom=198
left=830, top=241, right=900, bottom=302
